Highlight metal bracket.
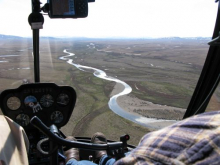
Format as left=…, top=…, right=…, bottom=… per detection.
left=28, top=0, right=44, bottom=83
left=208, top=32, right=220, bottom=45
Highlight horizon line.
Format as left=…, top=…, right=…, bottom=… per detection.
left=0, top=34, right=211, bottom=40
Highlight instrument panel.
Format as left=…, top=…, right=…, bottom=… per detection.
left=0, top=83, right=76, bottom=130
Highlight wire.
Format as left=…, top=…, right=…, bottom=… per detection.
left=193, top=73, right=220, bottom=116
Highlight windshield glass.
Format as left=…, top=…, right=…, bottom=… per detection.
left=0, top=0, right=217, bottom=145
left=206, top=83, right=220, bottom=112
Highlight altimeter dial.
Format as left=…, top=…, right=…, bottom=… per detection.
left=50, top=111, right=63, bottom=124
left=57, top=93, right=69, bottom=106
left=7, top=96, right=21, bottom=110
left=16, top=114, right=30, bottom=127
left=40, top=94, right=54, bottom=108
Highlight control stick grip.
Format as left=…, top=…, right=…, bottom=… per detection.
left=30, top=116, right=50, bottom=133
left=30, top=116, right=123, bottom=151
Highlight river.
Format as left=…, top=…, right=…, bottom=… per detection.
left=60, top=49, right=175, bottom=129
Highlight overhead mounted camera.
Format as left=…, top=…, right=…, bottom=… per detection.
left=28, top=0, right=95, bottom=82
left=42, top=0, right=95, bottom=19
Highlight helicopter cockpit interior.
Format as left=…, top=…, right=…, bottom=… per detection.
left=0, top=0, right=220, bottom=165
left=0, top=0, right=134, bottom=164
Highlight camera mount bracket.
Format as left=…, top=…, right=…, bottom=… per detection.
left=28, top=0, right=44, bottom=83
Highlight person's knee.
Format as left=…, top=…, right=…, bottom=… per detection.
left=0, top=160, right=6, bottom=165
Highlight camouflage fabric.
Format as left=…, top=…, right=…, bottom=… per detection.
left=115, top=111, right=220, bottom=165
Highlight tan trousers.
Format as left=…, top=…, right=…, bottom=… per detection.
left=0, top=116, right=29, bottom=165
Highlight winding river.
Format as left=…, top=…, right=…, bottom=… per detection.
left=60, top=49, right=175, bottom=129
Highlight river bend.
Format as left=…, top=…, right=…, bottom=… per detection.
left=60, top=49, right=174, bottom=129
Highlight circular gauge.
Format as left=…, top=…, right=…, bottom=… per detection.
left=16, top=114, right=30, bottom=127
left=24, top=96, right=37, bottom=107
left=7, top=97, right=21, bottom=110
left=57, top=93, right=69, bottom=106
left=40, top=94, right=54, bottom=108
left=50, top=111, right=64, bottom=124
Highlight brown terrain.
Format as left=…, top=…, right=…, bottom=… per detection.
left=0, top=37, right=219, bottom=144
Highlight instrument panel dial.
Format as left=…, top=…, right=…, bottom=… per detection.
left=40, top=94, right=54, bottom=108
left=57, top=93, right=69, bottom=106
left=50, top=111, right=63, bottom=124
left=7, top=96, right=21, bottom=110
left=24, top=96, right=38, bottom=107
left=16, top=114, right=30, bottom=127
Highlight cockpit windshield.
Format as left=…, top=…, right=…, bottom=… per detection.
left=0, top=0, right=218, bottom=144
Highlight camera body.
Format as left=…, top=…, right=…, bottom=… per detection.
left=47, top=0, right=89, bottom=18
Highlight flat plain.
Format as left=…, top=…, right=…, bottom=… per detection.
left=0, top=37, right=219, bottom=145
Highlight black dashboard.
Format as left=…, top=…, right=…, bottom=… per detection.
left=0, top=83, right=133, bottom=165
left=0, top=83, right=77, bottom=130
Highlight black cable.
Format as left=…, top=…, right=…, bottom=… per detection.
left=193, top=73, right=220, bottom=116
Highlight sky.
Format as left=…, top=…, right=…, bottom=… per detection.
left=0, top=0, right=218, bottom=38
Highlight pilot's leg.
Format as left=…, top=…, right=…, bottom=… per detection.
left=90, top=132, right=118, bottom=165
left=0, top=115, right=29, bottom=165
left=65, top=136, right=97, bottom=165
left=98, top=155, right=116, bottom=165
left=65, top=134, right=116, bottom=165
left=66, top=159, right=97, bottom=165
